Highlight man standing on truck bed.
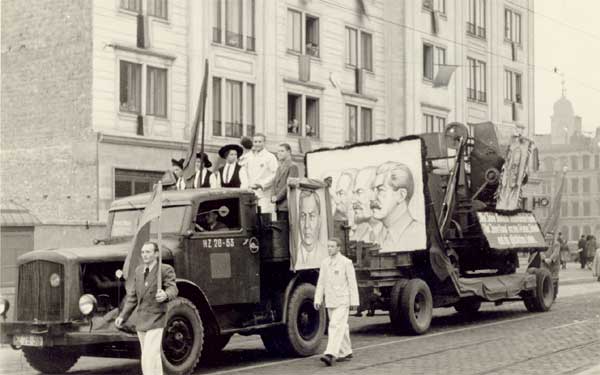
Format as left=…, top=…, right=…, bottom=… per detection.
left=272, top=143, right=299, bottom=221
left=246, top=133, right=278, bottom=217
left=115, top=242, right=178, bottom=375
left=314, top=238, right=359, bottom=366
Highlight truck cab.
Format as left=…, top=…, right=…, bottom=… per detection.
left=1, top=188, right=326, bottom=375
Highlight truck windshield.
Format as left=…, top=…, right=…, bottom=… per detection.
left=110, top=206, right=188, bottom=238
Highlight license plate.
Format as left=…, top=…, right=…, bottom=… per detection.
left=13, top=335, right=43, bottom=347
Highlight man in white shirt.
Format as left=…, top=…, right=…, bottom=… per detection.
left=245, top=133, right=278, bottom=215
left=314, top=238, right=359, bottom=366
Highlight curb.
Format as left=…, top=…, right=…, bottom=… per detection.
left=560, top=278, right=598, bottom=287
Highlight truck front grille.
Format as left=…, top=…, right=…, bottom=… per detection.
left=17, top=261, right=64, bottom=321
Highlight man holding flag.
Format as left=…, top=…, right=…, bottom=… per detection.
left=115, top=182, right=178, bottom=375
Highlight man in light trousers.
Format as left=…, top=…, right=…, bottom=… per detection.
left=314, top=237, right=359, bottom=366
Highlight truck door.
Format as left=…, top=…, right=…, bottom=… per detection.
left=186, top=196, right=260, bottom=306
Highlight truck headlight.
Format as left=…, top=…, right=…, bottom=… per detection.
left=0, top=297, right=9, bottom=317
left=49, top=273, right=61, bottom=288
left=78, top=294, right=97, bottom=316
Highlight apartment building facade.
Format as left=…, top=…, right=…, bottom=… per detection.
left=1, top=0, right=535, bottom=253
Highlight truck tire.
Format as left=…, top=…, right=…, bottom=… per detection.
left=454, top=299, right=482, bottom=314
left=277, top=283, right=326, bottom=356
left=389, top=279, right=433, bottom=335
left=23, top=347, right=80, bottom=374
left=162, top=297, right=204, bottom=375
left=523, top=268, right=555, bottom=312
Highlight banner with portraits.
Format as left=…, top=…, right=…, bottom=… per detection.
left=305, top=138, right=427, bottom=253
left=287, top=178, right=332, bottom=271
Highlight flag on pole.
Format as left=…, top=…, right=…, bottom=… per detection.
left=123, top=182, right=163, bottom=287
left=542, top=168, right=567, bottom=236
left=182, top=60, right=210, bottom=181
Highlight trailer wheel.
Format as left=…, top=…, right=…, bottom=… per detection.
left=162, top=297, right=204, bottom=375
left=23, top=347, right=80, bottom=374
left=523, top=268, right=555, bottom=312
left=454, top=299, right=481, bottom=314
left=390, top=279, right=432, bottom=335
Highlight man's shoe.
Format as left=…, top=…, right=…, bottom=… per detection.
left=337, top=354, right=353, bottom=362
left=320, top=354, right=334, bottom=366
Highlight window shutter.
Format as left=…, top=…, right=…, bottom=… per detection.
left=299, top=54, right=311, bottom=82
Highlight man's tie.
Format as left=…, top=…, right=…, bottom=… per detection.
left=144, top=267, right=149, bottom=281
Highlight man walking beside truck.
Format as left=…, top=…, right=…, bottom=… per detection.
left=314, top=237, right=359, bottom=366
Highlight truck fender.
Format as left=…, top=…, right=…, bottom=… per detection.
left=281, top=271, right=319, bottom=324
left=175, top=279, right=220, bottom=336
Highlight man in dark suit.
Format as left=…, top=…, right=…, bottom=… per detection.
left=116, top=242, right=178, bottom=375
left=271, top=143, right=299, bottom=221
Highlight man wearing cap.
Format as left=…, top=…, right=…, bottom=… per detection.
left=245, top=133, right=278, bottom=215
left=188, top=152, right=218, bottom=189
left=271, top=143, right=298, bottom=220
left=163, top=158, right=185, bottom=191
left=218, top=144, right=247, bottom=188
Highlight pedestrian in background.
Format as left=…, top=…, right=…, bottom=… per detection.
left=592, top=243, right=600, bottom=282
left=578, top=234, right=587, bottom=269
left=116, top=242, right=178, bottom=375
left=271, top=143, right=299, bottom=221
left=585, top=235, right=597, bottom=270
left=314, top=237, right=359, bottom=366
left=557, top=232, right=569, bottom=270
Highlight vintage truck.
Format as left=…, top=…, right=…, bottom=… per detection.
left=0, top=122, right=557, bottom=374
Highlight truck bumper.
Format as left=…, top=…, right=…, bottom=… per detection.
left=0, top=321, right=137, bottom=348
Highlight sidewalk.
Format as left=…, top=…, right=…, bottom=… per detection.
left=576, top=364, right=600, bottom=375
left=557, top=263, right=598, bottom=286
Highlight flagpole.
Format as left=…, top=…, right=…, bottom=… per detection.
left=157, top=181, right=163, bottom=290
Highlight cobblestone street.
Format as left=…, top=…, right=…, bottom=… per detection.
left=2, top=267, right=599, bottom=375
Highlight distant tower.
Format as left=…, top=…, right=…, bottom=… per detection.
left=550, top=81, right=579, bottom=145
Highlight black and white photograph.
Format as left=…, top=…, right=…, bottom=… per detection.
left=1, top=0, right=600, bottom=374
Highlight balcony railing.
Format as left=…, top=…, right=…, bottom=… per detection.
left=477, top=26, right=486, bottom=38
left=477, top=90, right=487, bottom=103
left=467, top=88, right=477, bottom=101
left=466, top=22, right=476, bottom=35
left=306, top=43, right=319, bottom=57
left=225, top=122, right=243, bottom=138
left=246, top=36, right=256, bottom=51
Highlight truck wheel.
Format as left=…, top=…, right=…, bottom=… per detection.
left=390, top=279, right=432, bottom=335
left=282, top=283, right=326, bottom=356
left=454, top=299, right=481, bottom=314
left=23, top=347, right=80, bottom=374
left=523, top=268, right=555, bottom=312
left=162, top=297, right=204, bottom=375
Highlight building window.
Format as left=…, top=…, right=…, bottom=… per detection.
left=504, top=8, right=522, bottom=45
left=571, top=178, right=579, bottom=193
left=146, top=66, right=167, bottom=117
left=213, top=77, right=254, bottom=138
left=561, top=202, right=568, bottom=217
left=287, top=93, right=319, bottom=138
left=467, top=0, right=486, bottom=38
left=595, top=155, right=600, bottom=169
left=346, top=27, right=373, bottom=71
left=571, top=202, right=579, bottom=217
left=346, top=105, right=373, bottom=143
left=119, top=61, right=142, bottom=114
left=147, top=0, right=168, bottom=19
left=423, top=44, right=445, bottom=81
left=582, top=154, right=590, bottom=169
left=570, top=155, right=578, bottom=170
left=583, top=201, right=591, bottom=216
left=583, top=177, right=590, bottom=193
left=423, top=0, right=446, bottom=14
left=120, top=0, right=141, bottom=12
left=115, top=169, right=164, bottom=199
left=504, top=70, right=522, bottom=103
left=213, top=0, right=254, bottom=51
left=423, top=113, right=446, bottom=133
left=287, top=10, right=320, bottom=57
left=467, top=58, right=487, bottom=103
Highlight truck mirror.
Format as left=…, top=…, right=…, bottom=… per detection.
left=217, top=206, right=230, bottom=217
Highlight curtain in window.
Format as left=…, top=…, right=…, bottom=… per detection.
left=347, top=105, right=357, bottom=142
left=361, top=108, right=372, bottom=142
left=212, top=78, right=222, bottom=136
left=226, top=0, right=242, bottom=47
left=287, top=10, right=302, bottom=52
left=246, top=84, right=255, bottom=136
left=213, top=0, right=222, bottom=43
left=246, top=0, right=255, bottom=50
left=361, top=32, right=372, bottom=70
left=227, top=80, right=243, bottom=137
left=346, top=28, right=357, bottom=66
left=147, top=67, right=167, bottom=117
left=306, top=98, right=319, bottom=137
left=120, top=61, right=141, bottom=113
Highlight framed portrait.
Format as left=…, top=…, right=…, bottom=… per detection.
left=287, top=178, right=332, bottom=271
left=305, top=138, right=427, bottom=253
